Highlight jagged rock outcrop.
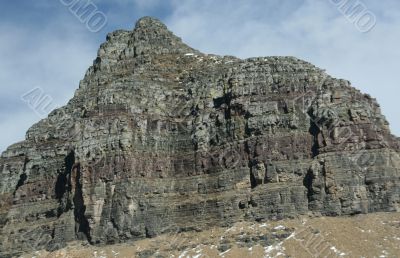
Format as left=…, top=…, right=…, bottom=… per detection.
left=1, top=17, right=399, bottom=257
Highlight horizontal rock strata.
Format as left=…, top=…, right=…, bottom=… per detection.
left=1, top=17, right=399, bottom=257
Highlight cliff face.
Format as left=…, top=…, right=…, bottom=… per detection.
left=1, top=17, right=399, bottom=257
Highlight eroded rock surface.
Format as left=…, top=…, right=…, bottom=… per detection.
left=1, top=17, right=399, bottom=257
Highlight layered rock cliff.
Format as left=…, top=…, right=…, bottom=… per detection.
left=1, top=17, right=399, bottom=257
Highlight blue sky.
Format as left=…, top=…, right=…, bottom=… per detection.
left=1, top=0, right=399, bottom=152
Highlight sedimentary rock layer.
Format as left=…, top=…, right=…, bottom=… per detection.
left=1, top=17, right=399, bottom=257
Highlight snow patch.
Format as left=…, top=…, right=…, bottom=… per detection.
left=219, top=248, right=231, bottom=256
left=178, top=250, right=188, bottom=258
left=330, top=246, right=346, bottom=256
left=264, top=242, right=285, bottom=258
left=274, top=225, right=285, bottom=230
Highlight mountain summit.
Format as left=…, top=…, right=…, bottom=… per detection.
left=1, top=17, right=399, bottom=257
left=131, top=16, right=198, bottom=56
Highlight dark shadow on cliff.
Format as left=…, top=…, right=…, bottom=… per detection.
left=55, top=151, right=75, bottom=201
left=72, top=163, right=92, bottom=243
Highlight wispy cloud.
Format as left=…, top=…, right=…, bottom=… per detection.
left=164, top=0, right=400, bottom=137
left=0, top=7, right=98, bottom=151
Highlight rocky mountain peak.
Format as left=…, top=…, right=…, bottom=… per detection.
left=1, top=16, right=399, bottom=258
left=134, top=16, right=168, bottom=32
left=131, top=16, right=198, bottom=56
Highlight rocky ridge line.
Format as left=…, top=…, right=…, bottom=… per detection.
left=0, top=16, right=399, bottom=257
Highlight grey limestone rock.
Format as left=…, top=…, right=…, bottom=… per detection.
left=1, top=17, right=399, bottom=257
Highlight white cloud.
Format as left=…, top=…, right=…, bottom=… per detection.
left=0, top=111, right=39, bottom=151
left=0, top=19, right=98, bottom=152
left=164, top=0, right=400, bottom=136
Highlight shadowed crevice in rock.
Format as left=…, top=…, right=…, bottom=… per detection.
left=1, top=16, right=400, bottom=257
left=250, top=160, right=266, bottom=189
left=55, top=151, right=75, bottom=201
left=303, top=169, right=315, bottom=209
left=56, top=151, right=75, bottom=217
left=72, top=163, right=91, bottom=243
left=13, top=157, right=29, bottom=196
left=309, top=121, right=321, bottom=158
left=13, top=173, right=27, bottom=196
